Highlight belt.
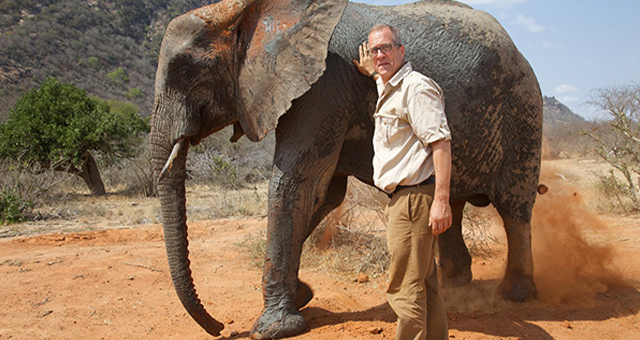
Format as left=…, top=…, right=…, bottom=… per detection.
left=391, top=175, right=436, bottom=197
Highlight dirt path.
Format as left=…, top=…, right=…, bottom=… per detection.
left=1, top=159, right=639, bottom=339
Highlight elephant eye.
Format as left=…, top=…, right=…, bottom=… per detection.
left=179, top=66, right=195, bottom=83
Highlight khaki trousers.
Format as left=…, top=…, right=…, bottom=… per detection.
left=386, top=184, right=448, bottom=340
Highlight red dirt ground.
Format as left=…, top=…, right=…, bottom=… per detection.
left=1, top=159, right=639, bottom=339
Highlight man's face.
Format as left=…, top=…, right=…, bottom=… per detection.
left=368, top=27, right=405, bottom=84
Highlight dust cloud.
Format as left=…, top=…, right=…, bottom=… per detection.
left=531, top=164, right=624, bottom=306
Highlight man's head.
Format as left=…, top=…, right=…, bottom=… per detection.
left=368, top=24, right=405, bottom=84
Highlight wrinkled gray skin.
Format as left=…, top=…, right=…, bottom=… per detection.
left=150, top=0, right=542, bottom=338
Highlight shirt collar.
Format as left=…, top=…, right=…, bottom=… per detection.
left=387, top=62, right=413, bottom=88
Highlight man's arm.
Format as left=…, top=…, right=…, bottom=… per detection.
left=429, top=139, right=452, bottom=235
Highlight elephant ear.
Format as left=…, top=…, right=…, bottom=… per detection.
left=236, top=0, right=348, bottom=141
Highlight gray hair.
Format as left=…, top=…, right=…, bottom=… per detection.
left=370, top=24, right=403, bottom=46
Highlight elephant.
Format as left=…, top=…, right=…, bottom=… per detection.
left=150, top=0, right=542, bottom=338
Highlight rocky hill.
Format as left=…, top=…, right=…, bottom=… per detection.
left=543, top=95, right=586, bottom=127
left=1, top=1, right=586, bottom=131
left=541, top=95, right=594, bottom=158
left=0, top=0, right=211, bottom=120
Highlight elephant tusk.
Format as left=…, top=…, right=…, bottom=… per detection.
left=158, top=139, right=187, bottom=183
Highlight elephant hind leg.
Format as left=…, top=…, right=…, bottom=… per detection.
left=497, top=214, right=537, bottom=302
left=438, top=200, right=472, bottom=287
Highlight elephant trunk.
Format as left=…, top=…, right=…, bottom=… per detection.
left=151, top=116, right=224, bottom=336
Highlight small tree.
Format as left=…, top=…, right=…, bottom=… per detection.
left=583, top=83, right=640, bottom=211
left=0, top=77, right=149, bottom=195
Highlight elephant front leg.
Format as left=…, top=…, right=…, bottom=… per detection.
left=250, top=179, right=312, bottom=339
left=438, top=200, right=472, bottom=287
left=250, top=172, right=346, bottom=339
left=498, top=215, right=537, bottom=302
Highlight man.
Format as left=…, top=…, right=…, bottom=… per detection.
left=355, top=24, right=453, bottom=340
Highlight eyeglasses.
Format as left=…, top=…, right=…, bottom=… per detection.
left=368, top=43, right=401, bottom=55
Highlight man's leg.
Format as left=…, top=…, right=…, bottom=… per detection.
left=386, top=186, right=446, bottom=340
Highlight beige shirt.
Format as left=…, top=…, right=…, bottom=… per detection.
left=373, top=62, right=451, bottom=193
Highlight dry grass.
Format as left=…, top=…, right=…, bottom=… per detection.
left=542, top=122, right=596, bottom=159
left=185, top=183, right=268, bottom=220
left=2, top=144, right=503, bottom=281
left=235, top=178, right=390, bottom=279
left=1, top=181, right=270, bottom=237
left=236, top=178, right=499, bottom=279
left=102, top=155, right=156, bottom=197
left=593, top=169, right=638, bottom=214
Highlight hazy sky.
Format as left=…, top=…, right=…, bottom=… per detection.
left=356, top=0, right=640, bottom=120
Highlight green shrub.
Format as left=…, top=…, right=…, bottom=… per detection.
left=0, top=77, right=150, bottom=195
left=0, top=190, right=33, bottom=225
left=107, top=67, right=129, bottom=84
left=125, top=87, right=144, bottom=100
left=86, top=56, right=100, bottom=69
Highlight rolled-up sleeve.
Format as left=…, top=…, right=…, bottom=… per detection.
left=406, top=80, right=451, bottom=145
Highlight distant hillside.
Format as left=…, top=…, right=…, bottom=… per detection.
left=0, top=0, right=211, bottom=120
left=542, top=96, right=594, bottom=158
left=543, top=95, right=586, bottom=127
left=1, top=1, right=588, bottom=130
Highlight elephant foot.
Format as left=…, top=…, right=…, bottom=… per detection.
left=293, top=280, right=314, bottom=309
left=498, top=274, right=537, bottom=302
left=250, top=306, right=306, bottom=339
left=439, top=258, right=472, bottom=287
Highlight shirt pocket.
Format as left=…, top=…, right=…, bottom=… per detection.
left=375, top=113, right=405, bottom=147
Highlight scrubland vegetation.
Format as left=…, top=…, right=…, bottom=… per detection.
left=3, top=0, right=636, bottom=227
left=1, top=77, right=639, bottom=279
left=0, top=0, right=212, bottom=121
